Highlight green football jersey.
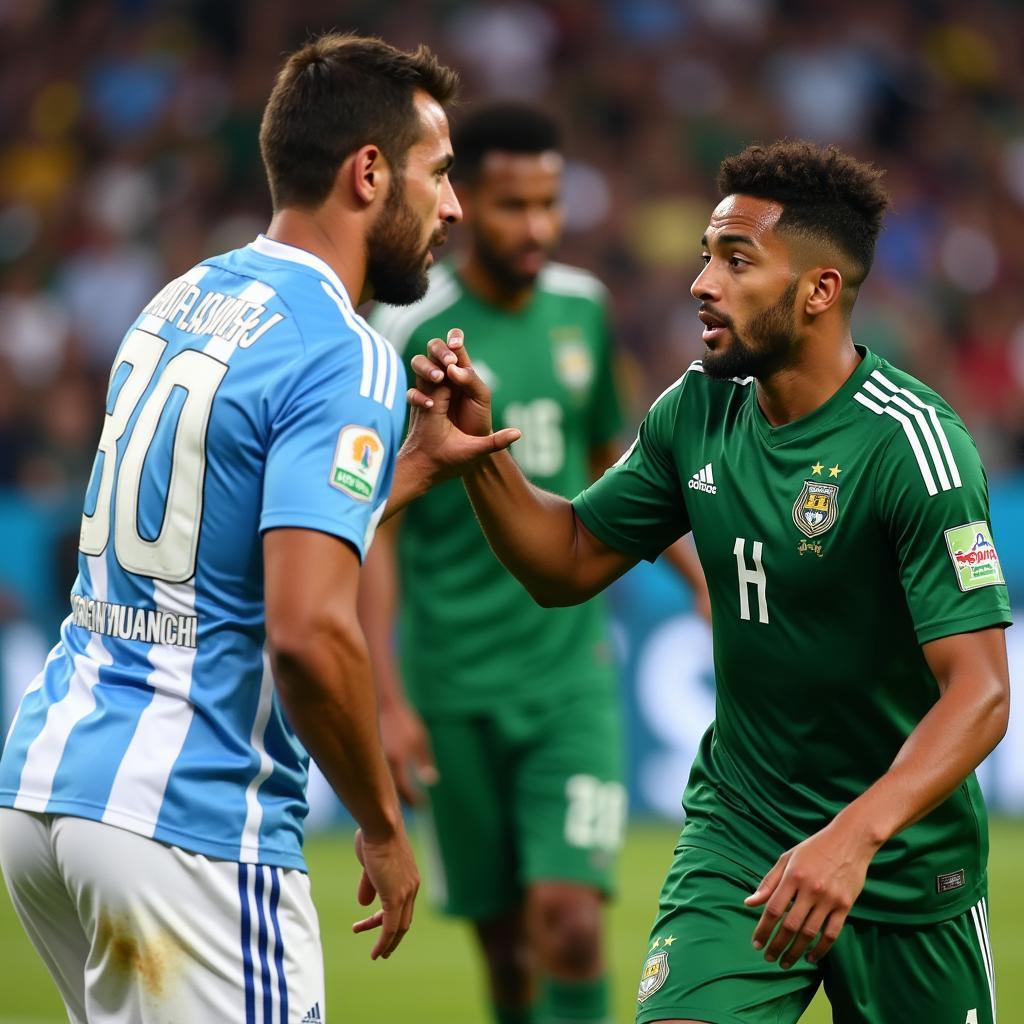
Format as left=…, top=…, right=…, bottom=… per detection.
left=574, top=347, right=1012, bottom=923
left=370, top=260, right=624, bottom=713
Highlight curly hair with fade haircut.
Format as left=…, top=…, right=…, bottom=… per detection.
left=717, top=141, right=890, bottom=288
left=260, top=33, right=459, bottom=210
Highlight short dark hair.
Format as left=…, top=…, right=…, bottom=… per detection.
left=259, top=33, right=459, bottom=210
left=452, top=102, right=561, bottom=183
left=717, top=140, right=890, bottom=286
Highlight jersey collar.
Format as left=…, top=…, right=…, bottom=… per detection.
left=749, top=345, right=879, bottom=447
left=248, top=235, right=354, bottom=310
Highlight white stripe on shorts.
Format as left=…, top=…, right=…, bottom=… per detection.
left=969, top=898, right=996, bottom=1022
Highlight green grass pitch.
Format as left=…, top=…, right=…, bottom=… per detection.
left=2, top=819, right=1021, bottom=1021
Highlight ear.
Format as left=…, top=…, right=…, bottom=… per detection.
left=803, top=268, right=843, bottom=317
left=348, top=144, right=389, bottom=207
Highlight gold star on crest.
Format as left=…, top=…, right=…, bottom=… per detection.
left=829, top=464, right=842, bottom=478
left=811, top=462, right=824, bottom=476
left=662, top=935, right=676, bottom=946
left=650, top=938, right=660, bottom=950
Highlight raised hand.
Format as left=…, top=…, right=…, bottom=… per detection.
left=400, top=328, right=521, bottom=483
left=409, top=329, right=497, bottom=438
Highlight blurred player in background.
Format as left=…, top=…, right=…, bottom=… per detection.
left=397, top=140, right=1011, bottom=1024
left=366, top=103, right=707, bottom=1024
left=0, top=33, right=514, bottom=1023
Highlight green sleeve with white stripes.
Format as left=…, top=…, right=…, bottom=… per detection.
left=874, top=415, right=1012, bottom=644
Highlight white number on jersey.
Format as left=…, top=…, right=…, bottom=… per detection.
left=504, top=399, right=565, bottom=477
left=564, top=774, right=627, bottom=850
left=80, top=329, right=227, bottom=582
left=733, top=537, right=769, bottom=624
left=965, top=1010, right=978, bottom=1024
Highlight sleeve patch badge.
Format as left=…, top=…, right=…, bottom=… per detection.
left=330, top=425, right=384, bottom=502
left=637, top=950, right=669, bottom=1003
left=944, top=521, right=1005, bottom=591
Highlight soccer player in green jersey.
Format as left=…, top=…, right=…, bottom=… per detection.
left=364, top=104, right=706, bottom=1024
left=388, top=140, right=1012, bottom=1023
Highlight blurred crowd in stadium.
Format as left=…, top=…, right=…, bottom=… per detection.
left=1, top=0, right=1023, bottom=625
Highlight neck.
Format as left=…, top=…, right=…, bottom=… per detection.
left=755, top=332, right=861, bottom=427
left=265, top=207, right=369, bottom=304
left=458, top=251, right=535, bottom=312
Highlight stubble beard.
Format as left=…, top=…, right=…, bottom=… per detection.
left=701, top=280, right=800, bottom=382
left=474, top=230, right=548, bottom=294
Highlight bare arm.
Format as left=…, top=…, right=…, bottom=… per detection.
left=463, top=449, right=636, bottom=606
left=748, top=626, right=1010, bottom=969
left=357, top=516, right=437, bottom=804
left=833, top=626, right=1009, bottom=842
left=264, top=527, right=418, bottom=959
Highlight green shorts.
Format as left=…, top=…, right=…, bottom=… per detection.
left=419, top=690, right=625, bottom=919
left=636, top=844, right=996, bottom=1024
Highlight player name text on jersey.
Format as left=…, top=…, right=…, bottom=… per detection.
left=143, top=276, right=285, bottom=348
left=70, top=595, right=198, bottom=649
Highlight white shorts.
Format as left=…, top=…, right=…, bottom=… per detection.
left=0, top=809, right=325, bottom=1023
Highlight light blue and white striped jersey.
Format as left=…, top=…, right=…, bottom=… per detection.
left=0, top=235, right=406, bottom=870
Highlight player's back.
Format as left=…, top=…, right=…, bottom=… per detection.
left=0, top=236, right=405, bottom=869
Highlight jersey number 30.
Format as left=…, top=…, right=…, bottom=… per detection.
left=79, top=329, right=227, bottom=583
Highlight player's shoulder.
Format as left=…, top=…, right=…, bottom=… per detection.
left=676, top=359, right=753, bottom=404
left=851, top=353, right=971, bottom=439
left=214, top=238, right=400, bottom=403
left=537, top=261, right=609, bottom=305
left=850, top=352, right=980, bottom=496
left=236, top=236, right=393, bottom=355
left=643, top=359, right=752, bottom=421
left=368, top=262, right=463, bottom=355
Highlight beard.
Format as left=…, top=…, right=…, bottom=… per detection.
left=701, top=280, right=800, bottom=381
left=475, top=230, right=549, bottom=294
left=366, top=180, right=444, bottom=306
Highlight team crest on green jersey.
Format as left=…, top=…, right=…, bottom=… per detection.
left=944, top=522, right=1004, bottom=591
left=793, top=480, right=839, bottom=538
left=552, top=329, right=593, bottom=391
left=637, top=950, right=669, bottom=1003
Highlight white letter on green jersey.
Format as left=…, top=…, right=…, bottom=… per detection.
left=733, top=538, right=769, bottom=624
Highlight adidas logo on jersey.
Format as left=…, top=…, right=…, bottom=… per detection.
left=302, top=1002, right=323, bottom=1022
left=688, top=463, right=717, bottom=494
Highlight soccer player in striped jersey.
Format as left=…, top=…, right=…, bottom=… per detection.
left=364, top=103, right=708, bottom=1024
left=0, top=33, right=512, bottom=1024
left=399, top=141, right=1011, bottom=1024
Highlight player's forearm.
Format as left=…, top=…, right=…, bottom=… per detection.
left=835, top=672, right=1008, bottom=849
left=382, top=445, right=435, bottom=521
left=463, top=450, right=590, bottom=606
left=271, top=624, right=402, bottom=841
